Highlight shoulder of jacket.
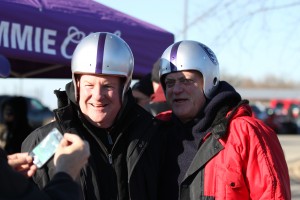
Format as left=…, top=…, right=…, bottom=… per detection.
left=21, top=122, right=58, bottom=152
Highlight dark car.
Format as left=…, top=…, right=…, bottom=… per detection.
left=250, top=103, right=268, bottom=121
left=0, top=95, right=54, bottom=129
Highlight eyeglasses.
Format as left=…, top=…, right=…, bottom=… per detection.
left=165, top=77, right=195, bottom=88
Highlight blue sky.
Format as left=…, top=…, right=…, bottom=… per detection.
left=1, top=0, right=299, bottom=110
left=98, top=0, right=300, bottom=83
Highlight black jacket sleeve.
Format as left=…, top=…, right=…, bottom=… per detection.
left=41, top=172, right=82, bottom=200
left=0, top=149, right=81, bottom=200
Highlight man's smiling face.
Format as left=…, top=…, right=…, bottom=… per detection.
left=164, top=70, right=206, bottom=123
left=78, top=74, right=122, bottom=128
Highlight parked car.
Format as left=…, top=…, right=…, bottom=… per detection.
left=0, top=95, right=54, bottom=129
left=269, top=99, right=300, bottom=116
left=250, top=102, right=268, bottom=121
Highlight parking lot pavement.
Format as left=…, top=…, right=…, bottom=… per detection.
left=278, top=135, right=300, bottom=200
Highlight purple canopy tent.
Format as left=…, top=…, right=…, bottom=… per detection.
left=0, top=0, right=174, bottom=79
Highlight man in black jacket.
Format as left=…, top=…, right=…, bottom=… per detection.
left=0, top=61, right=90, bottom=200
left=22, top=32, right=164, bottom=200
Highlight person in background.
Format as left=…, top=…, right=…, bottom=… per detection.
left=132, top=73, right=154, bottom=108
left=0, top=123, right=8, bottom=149
left=157, top=40, right=291, bottom=199
left=0, top=96, right=33, bottom=154
left=22, top=32, right=165, bottom=200
left=146, top=59, right=170, bottom=116
left=0, top=56, right=91, bottom=200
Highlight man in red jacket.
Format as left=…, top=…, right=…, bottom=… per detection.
left=157, top=41, right=291, bottom=199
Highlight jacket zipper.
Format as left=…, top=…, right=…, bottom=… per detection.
left=107, top=132, right=113, bottom=165
left=107, top=133, right=113, bottom=145
left=108, top=154, right=113, bottom=165
left=81, top=121, right=114, bottom=165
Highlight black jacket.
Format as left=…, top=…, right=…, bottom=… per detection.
left=22, top=83, right=165, bottom=200
left=0, top=149, right=81, bottom=200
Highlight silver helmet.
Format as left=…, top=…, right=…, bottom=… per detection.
left=159, top=40, right=219, bottom=99
left=71, top=32, right=134, bottom=102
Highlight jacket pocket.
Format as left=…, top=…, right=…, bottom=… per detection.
left=222, top=167, right=249, bottom=200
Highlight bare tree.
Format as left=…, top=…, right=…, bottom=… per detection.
left=178, top=0, right=300, bottom=87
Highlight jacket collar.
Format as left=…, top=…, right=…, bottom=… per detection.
left=191, top=81, right=242, bottom=134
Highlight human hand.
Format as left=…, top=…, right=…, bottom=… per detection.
left=54, top=133, right=90, bottom=180
left=7, top=152, right=37, bottom=177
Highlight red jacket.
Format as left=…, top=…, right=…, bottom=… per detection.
left=157, top=104, right=291, bottom=200
left=150, top=84, right=166, bottom=102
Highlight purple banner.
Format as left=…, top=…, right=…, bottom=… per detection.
left=0, top=0, right=174, bottom=78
